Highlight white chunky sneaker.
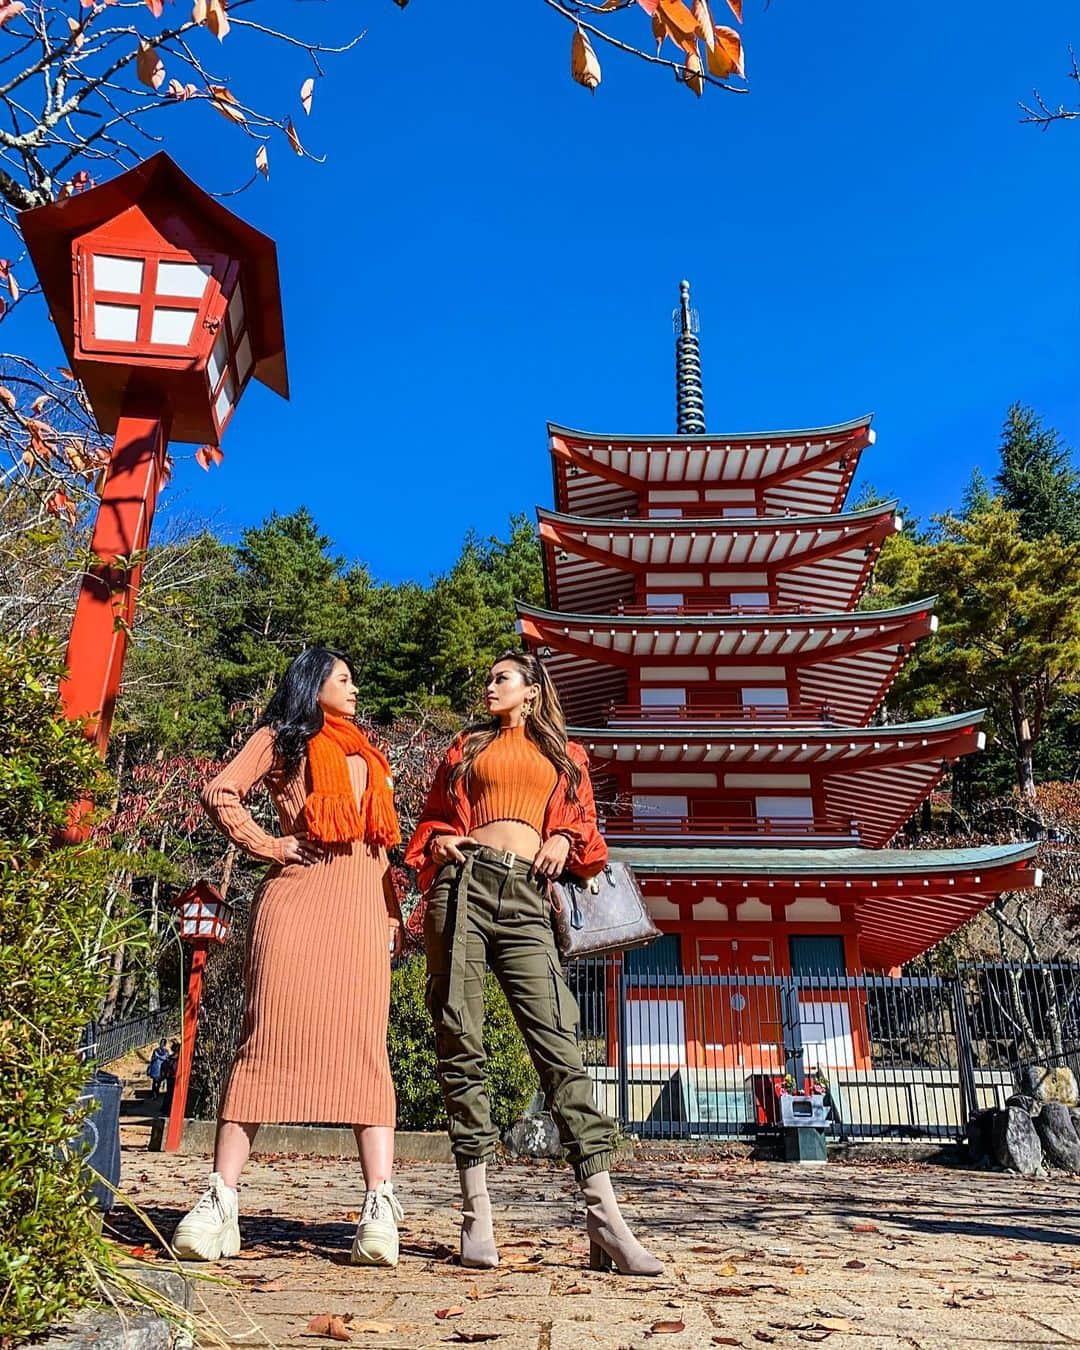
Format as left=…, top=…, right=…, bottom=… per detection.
left=350, top=1180, right=403, bottom=1267
left=172, top=1173, right=241, bottom=1262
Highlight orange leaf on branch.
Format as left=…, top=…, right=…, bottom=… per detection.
left=208, top=86, right=246, bottom=124
left=570, top=27, right=601, bottom=92
left=635, top=0, right=659, bottom=11
left=206, top=0, right=229, bottom=40
left=285, top=117, right=303, bottom=155
left=683, top=47, right=704, bottom=97
left=706, top=24, right=743, bottom=77
left=136, top=42, right=166, bottom=91
left=0, top=0, right=25, bottom=26
left=255, top=145, right=269, bottom=178
left=692, top=0, right=714, bottom=50
left=300, top=77, right=314, bottom=115
left=144, top=0, right=164, bottom=15
left=656, top=0, right=699, bottom=55
left=725, top=0, right=741, bottom=18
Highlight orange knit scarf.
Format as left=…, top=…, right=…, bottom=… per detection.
left=305, top=714, right=401, bottom=848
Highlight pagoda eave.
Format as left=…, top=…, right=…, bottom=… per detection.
left=608, top=842, right=1041, bottom=970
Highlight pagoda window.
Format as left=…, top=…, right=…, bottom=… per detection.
left=641, top=686, right=686, bottom=707
left=756, top=795, right=813, bottom=826
left=730, top=591, right=770, bottom=609
left=649, top=507, right=681, bottom=518
left=645, top=592, right=683, bottom=609
left=722, top=506, right=755, bottom=517
left=789, top=935, right=847, bottom=976
left=742, top=687, right=789, bottom=711
left=633, top=793, right=689, bottom=821
left=625, top=932, right=683, bottom=975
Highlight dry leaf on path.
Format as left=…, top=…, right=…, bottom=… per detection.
left=564, top=1283, right=590, bottom=1295
left=843, top=1260, right=866, bottom=1270
left=718, top=1262, right=738, bottom=1276
left=250, top=1278, right=283, bottom=1292
left=648, top=1322, right=686, bottom=1337
left=449, top=1335, right=501, bottom=1345
left=712, top=1340, right=742, bottom=1347
left=850, top=1223, right=878, bottom=1234
left=436, top=1306, right=466, bottom=1319
left=305, top=1315, right=351, bottom=1341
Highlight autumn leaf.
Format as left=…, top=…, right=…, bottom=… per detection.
left=66, top=16, right=85, bottom=49
left=570, top=27, right=601, bottom=92
left=657, top=0, right=698, bottom=54
left=136, top=42, right=166, bottom=92
left=692, top=0, right=714, bottom=50
left=0, top=0, right=26, bottom=26
left=286, top=118, right=303, bottom=155
left=435, top=1306, right=466, bottom=1319
left=195, top=446, right=216, bottom=470
left=255, top=145, right=269, bottom=179
left=635, top=0, right=659, bottom=12
left=725, top=0, right=741, bottom=18
left=145, top=0, right=164, bottom=15
left=192, top=0, right=206, bottom=21
left=46, top=490, right=76, bottom=524
left=300, top=76, right=314, bottom=115
left=6, top=270, right=18, bottom=301
left=705, top=25, right=743, bottom=77
left=718, top=1262, right=738, bottom=1276
left=208, top=86, right=246, bottom=124
left=0, top=385, right=15, bottom=410
left=167, top=79, right=198, bottom=100
left=683, top=48, right=704, bottom=97
left=648, top=1321, right=686, bottom=1336
left=564, top=1284, right=590, bottom=1295
left=305, top=1315, right=351, bottom=1342
left=206, top=0, right=229, bottom=40
left=651, top=11, right=665, bottom=52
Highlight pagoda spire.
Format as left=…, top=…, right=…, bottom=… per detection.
left=674, top=278, right=705, bottom=434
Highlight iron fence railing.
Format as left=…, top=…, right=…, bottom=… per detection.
left=565, top=960, right=1080, bottom=1142
left=81, top=1009, right=178, bottom=1066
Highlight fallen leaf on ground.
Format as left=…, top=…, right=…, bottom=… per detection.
left=251, top=1278, right=283, bottom=1292
left=648, top=1322, right=685, bottom=1336
left=791, top=1264, right=807, bottom=1275
left=353, top=1324, right=396, bottom=1337
left=843, top=1260, right=866, bottom=1270
left=467, top=1285, right=496, bottom=1301
left=753, top=1335, right=776, bottom=1345
left=712, top=1340, right=742, bottom=1347
left=564, top=1283, right=590, bottom=1294
left=306, top=1315, right=351, bottom=1341
left=815, top=1319, right=855, bottom=1333
left=710, top=1286, right=751, bottom=1297
left=718, top=1262, right=738, bottom=1276
left=851, top=1223, right=878, bottom=1234
left=436, top=1306, right=466, bottom=1319
left=449, top=1335, right=501, bottom=1345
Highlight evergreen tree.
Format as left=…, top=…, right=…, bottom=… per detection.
left=994, top=403, right=1080, bottom=542
left=961, top=466, right=994, bottom=519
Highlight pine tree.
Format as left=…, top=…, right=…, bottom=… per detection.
left=994, top=403, right=1080, bottom=542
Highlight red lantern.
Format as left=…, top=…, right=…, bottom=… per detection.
left=164, top=880, right=234, bottom=1153
left=20, top=154, right=288, bottom=767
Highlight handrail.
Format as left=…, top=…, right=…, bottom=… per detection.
left=607, top=701, right=833, bottom=725
left=601, top=814, right=860, bottom=840
left=612, top=601, right=812, bottom=617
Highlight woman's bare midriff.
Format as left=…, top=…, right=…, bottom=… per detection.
left=471, top=819, right=543, bottom=861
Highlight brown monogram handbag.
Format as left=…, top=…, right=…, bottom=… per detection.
left=551, top=862, right=661, bottom=962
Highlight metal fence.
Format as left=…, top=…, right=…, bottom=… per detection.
left=80, top=1009, right=178, bottom=1066
left=565, top=958, right=1080, bottom=1141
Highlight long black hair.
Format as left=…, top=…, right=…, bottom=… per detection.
left=258, top=646, right=349, bottom=779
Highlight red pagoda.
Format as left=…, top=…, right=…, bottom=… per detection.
left=518, top=283, right=1039, bottom=1106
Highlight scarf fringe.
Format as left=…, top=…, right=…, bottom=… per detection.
left=306, top=791, right=364, bottom=844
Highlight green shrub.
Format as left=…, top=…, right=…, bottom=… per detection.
left=388, top=956, right=537, bottom=1132
left=0, top=637, right=120, bottom=1343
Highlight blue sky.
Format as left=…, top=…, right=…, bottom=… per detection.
left=13, top=2, right=1080, bottom=580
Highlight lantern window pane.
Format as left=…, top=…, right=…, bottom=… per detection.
left=214, top=373, right=235, bottom=426
left=93, top=302, right=140, bottom=342
left=228, top=284, right=245, bottom=338
left=236, top=330, right=254, bottom=384
left=150, top=306, right=197, bottom=346
left=92, top=255, right=144, bottom=294
left=208, top=330, right=228, bottom=388
left=157, top=259, right=212, bottom=298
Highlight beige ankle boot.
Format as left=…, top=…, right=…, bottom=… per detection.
left=581, top=1171, right=663, bottom=1276
left=459, top=1163, right=499, bottom=1269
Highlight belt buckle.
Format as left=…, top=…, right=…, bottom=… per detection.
left=500, top=848, right=515, bottom=868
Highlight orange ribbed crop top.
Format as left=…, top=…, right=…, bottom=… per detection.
left=467, top=724, right=558, bottom=834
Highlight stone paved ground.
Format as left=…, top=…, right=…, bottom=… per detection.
left=111, top=1146, right=1080, bottom=1350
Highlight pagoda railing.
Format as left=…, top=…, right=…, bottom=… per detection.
left=607, top=700, right=833, bottom=726
left=601, top=813, right=861, bottom=843
left=612, top=601, right=814, bottom=617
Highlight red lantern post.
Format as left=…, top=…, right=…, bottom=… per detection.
left=20, top=154, right=288, bottom=774
left=165, top=881, right=234, bottom=1152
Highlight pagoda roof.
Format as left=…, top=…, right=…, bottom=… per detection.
left=548, top=415, right=874, bottom=519
left=538, top=503, right=901, bottom=614
left=576, top=713, right=986, bottom=849
left=519, top=598, right=937, bottom=728
left=609, top=842, right=1041, bottom=970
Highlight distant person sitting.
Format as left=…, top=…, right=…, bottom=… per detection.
left=147, top=1039, right=169, bottom=1096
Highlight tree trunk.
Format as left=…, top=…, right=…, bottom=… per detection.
left=1010, top=681, right=1040, bottom=809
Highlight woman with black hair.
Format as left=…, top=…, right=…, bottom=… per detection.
left=171, top=648, right=404, bottom=1267
left=406, top=651, right=662, bottom=1277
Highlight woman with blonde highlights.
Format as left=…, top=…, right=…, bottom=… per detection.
left=406, top=650, right=662, bottom=1276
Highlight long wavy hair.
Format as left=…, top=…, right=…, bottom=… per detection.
left=448, top=650, right=581, bottom=803
left=258, top=646, right=349, bottom=779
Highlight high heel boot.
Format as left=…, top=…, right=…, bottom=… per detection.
left=580, top=1171, right=663, bottom=1276
left=459, top=1163, right=499, bottom=1269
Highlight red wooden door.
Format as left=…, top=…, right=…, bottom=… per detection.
left=691, top=937, right=782, bottom=1071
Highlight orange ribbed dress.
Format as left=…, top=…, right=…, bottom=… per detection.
left=201, top=726, right=399, bottom=1126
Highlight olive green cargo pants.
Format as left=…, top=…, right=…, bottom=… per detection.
left=423, top=845, right=615, bottom=1179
